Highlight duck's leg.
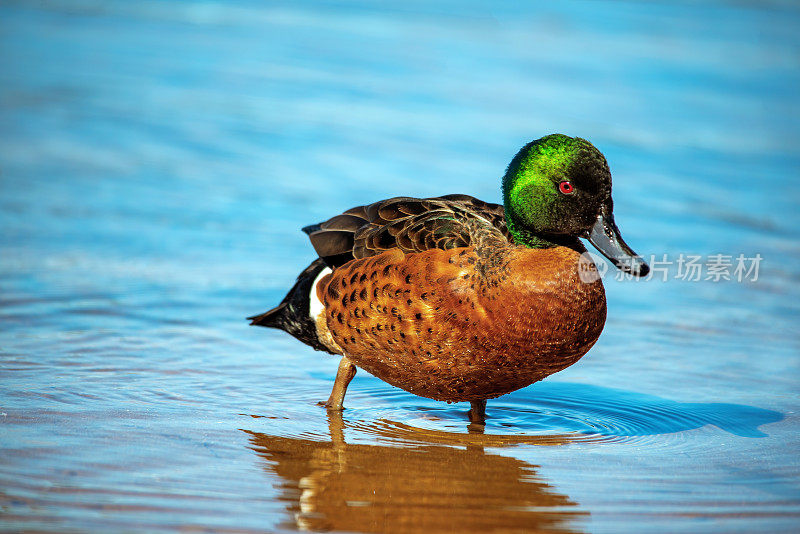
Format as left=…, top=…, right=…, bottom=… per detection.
left=468, top=399, right=487, bottom=424
left=324, top=356, right=357, bottom=411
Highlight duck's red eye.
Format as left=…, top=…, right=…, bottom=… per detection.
left=559, top=181, right=574, bottom=194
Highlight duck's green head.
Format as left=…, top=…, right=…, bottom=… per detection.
left=502, top=134, right=649, bottom=276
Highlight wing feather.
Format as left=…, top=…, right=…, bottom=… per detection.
left=304, top=195, right=512, bottom=267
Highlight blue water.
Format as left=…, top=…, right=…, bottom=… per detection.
left=1, top=1, right=799, bottom=532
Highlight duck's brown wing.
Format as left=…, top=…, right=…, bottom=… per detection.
left=303, top=194, right=512, bottom=268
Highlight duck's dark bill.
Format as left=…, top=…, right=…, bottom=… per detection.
left=587, top=213, right=650, bottom=277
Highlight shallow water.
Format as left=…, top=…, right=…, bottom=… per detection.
left=1, top=1, right=799, bottom=532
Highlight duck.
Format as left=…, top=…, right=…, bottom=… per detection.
left=249, top=134, right=649, bottom=424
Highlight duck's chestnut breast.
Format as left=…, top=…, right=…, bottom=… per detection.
left=317, top=245, right=606, bottom=401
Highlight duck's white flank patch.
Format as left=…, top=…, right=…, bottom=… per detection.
left=309, top=267, right=332, bottom=319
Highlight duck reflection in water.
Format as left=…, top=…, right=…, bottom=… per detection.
left=243, top=412, right=587, bottom=533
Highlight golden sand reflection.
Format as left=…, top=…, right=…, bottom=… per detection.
left=244, top=414, right=586, bottom=533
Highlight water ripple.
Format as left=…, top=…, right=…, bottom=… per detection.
left=327, top=382, right=784, bottom=447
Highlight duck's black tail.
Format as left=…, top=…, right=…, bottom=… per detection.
left=248, top=258, right=335, bottom=354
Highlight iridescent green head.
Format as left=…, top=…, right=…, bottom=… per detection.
left=502, top=134, right=649, bottom=276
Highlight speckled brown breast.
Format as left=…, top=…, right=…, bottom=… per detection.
left=316, top=245, right=606, bottom=402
